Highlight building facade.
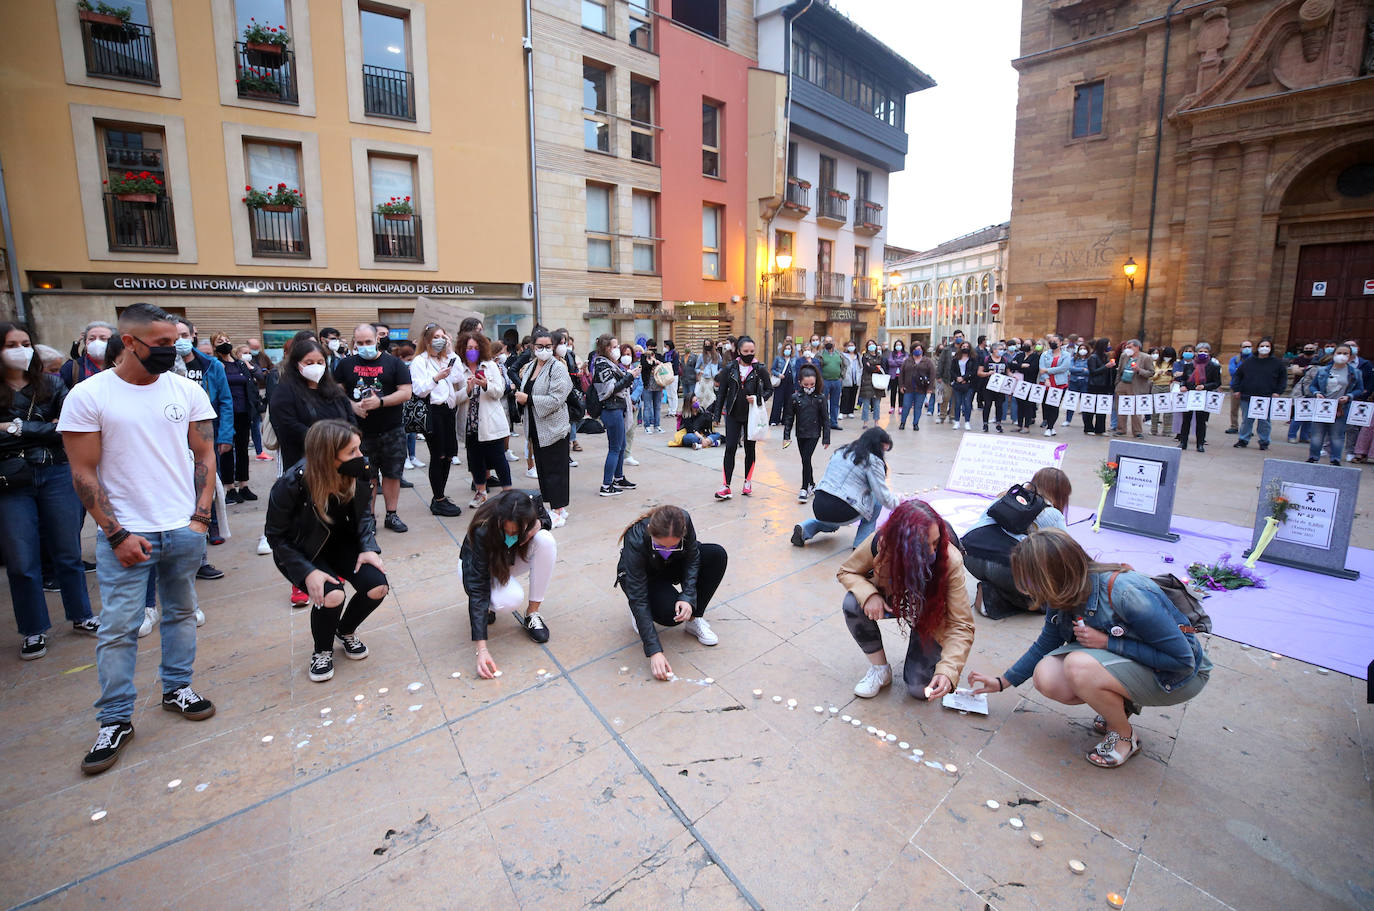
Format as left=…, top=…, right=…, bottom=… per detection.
left=747, top=0, right=933, bottom=358
left=886, top=222, right=1009, bottom=349
left=0, top=0, right=535, bottom=355
left=1006, top=0, right=1374, bottom=352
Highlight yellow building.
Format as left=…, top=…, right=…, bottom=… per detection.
left=0, top=0, right=534, bottom=355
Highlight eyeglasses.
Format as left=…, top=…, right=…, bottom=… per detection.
left=533, top=343, right=553, bottom=350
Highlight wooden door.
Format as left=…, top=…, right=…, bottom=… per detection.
left=1056, top=298, right=1096, bottom=340
left=1290, top=241, right=1374, bottom=352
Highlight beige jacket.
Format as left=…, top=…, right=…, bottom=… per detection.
left=837, top=540, right=976, bottom=687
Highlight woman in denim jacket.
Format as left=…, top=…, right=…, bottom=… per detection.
left=1062, top=342, right=1091, bottom=427
left=968, top=529, right=1210, bottom=768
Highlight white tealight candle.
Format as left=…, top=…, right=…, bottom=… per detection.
left=354, top=694, right=364, bottom=702
left=618, top=666, right=629, bottom=675
left=866, top=726, right=877, bottom=735
left=850, top=719, right=861, bottom=727
left=813, top=705, right=824, bottom=713
left=912, top=748, right=924, bottom=757
left=898, top=741, right=910, bottom=750
left=829, top=707, right=839, bottom=714
left=1106, top=892, right=1125, bottom=909
left=378, top=687, right=389, bottom=694
left=841, top=714, right=851, bottom=722
left=875, top=729, right=886, bottom=739
left=261, top=735, right=274, bottom=744
left=493, top=670, right=503, bottom=677
left=407, top=682, right=423, bottom=692
left=167, top=779, right=182, bottom=790
left=985, top=799, right=999, bottom=810
left=451, top=672, right=461, bottom=678
left=322, top=720, right=332, bottom=727
left=1270, top=652, right=1282, bottom=660
left=786, top=698, right=797, bottom=708
left=944, top=763, right=958, bottom=774
left=320, top=708, right=331, bottom=716
left=704, top=677, right=715, bottom=684
left=408, top=704, right=422, bottom=711
left=1029, top=831, right=1045, bottom=847
left=536, top=668, right=547, bottom=676
left=195, top=783, right=209, bottom=792
left=1316, top=668, right=1329, bottom=675
left=90, top=810, right=107, bottom=823
left=772, top=695, right=783, bottom=703
left=1068, top=859, right=1086, bottom=875
left=1009, top=817, right=1024, bottom=829
left=752, top=689, right=764, bottom=698
left=885, top=734, right=897, bottom=743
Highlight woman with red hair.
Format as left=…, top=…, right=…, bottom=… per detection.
left=838, top=499, right=976, bottom=700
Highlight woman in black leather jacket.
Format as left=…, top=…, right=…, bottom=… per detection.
left=617, top=505, right=728, bottom=680
left=0, top=323, right=99, bottom=660
left=710, top=335, right=772, bottom=499
left=264, top=419, right=387, bottom=684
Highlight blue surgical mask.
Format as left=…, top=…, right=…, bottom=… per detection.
left=1182, top=351, right=1195, bottom=361
left=356, top=345, right=378, bottom=360
left=1241, top=346, right=1252, bottom=356
left=1324, top=346, right=1335, bottom=356
left=913, top=348, right=923, bottom=357
left=174, top=338, right=194, bottom=356
left=503, top=533, right=519, bottom=548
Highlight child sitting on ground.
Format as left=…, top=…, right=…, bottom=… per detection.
left=670, top=398, right=722, bottom=449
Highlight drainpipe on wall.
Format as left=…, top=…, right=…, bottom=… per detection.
left=1138, top=0, right=1184, bottom=342
left=523, top=0, right=543, bottom=325
left=0, top=153, right=28, bottom=330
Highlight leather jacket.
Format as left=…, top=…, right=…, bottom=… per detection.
left=0, top=375, right=69, bottom=466
left=617, top=513, right=702, bottom=657
left=263, top=461, right=379, bottom=588
left=711, top=358, right=773, bottom=423
left=460, top=490, right=551, bottom=640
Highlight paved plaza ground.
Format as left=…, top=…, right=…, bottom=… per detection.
left=1, top=409, right=1371, bottom=910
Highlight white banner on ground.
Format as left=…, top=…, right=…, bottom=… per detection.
left=1247, top=396, right=1271, bottom=419
left=1154, top=392, right=1175, bottom=413
left=1118, top=395, right=1136, bottom=415
left=1294, top=398, right=1317, bottom=421
left=1348, top=401, right=1374, bottom=427
left=1313, top=398, right=1338, bottom=423
left=1186, top=390, right=1206, bottom=412
left=1134, top=394, right=1154, bottom=415
left=1061, top=390, right=1081, bottom=412
left=1205, top=391, right=1225, bottom=415
left=1270, top=397, right=1293, bottom=420
left=1027, top=384, right=1046, bottom=404
left=1045, top=386, right=1065, bottom=407
left=945, top=433, right=1067, bottom=498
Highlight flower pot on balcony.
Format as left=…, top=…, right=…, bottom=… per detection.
left=258, top=203, right=296, bottom=212
left=241, top=88, right=281, bottom=100
left=382, top=213, right=412, bottom=222
left=80, top=9, right=133, bottom=42
left=244, top=42, right=284, bottom=67
left=115, top=193, right=158, bottom=204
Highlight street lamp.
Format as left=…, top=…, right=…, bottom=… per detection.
left=761, top=251, right=794, bottom=356
left=889, top=271, right=901, bottom=288
left=775, top=252, right=793, bottom=272
left=1123, top=257, right=1138, bottom=290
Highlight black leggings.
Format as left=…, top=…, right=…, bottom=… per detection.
left=797, top=436, right=819, bottom=489
left=425, top=403, right=458, bottom=499
left=1042, top=403, right=1060, bottom=426
left=466, top=433, right=511, bottom=489
left=888, top=381, right=900, bottom=408
left=981, top=393, right=1006, bottom=424
left=722, top=415, right=756, bottom=485
left=218, top=410, right=251, bottom=485
left=841, top=592, right=943, bottom=699
left=533, top=435, right=571, bottom=509
left=1017, top=401, right=1038, bottom=429
left=644, top=543, right=728, bottom=625
left=312, top=553, right=388, bottom=653
left=1179, top=411, right=1209, bottom=446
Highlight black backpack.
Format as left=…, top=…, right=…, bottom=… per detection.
left=584, top=361, right=603, bottom=418
left=987, top=484, right=1047, bottom=536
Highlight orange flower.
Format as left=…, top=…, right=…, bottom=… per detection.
left=1274, top=497, right=1288, bottom=504
left=1106, top=462, right=1118, bottom=469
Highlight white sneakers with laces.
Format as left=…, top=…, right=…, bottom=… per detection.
left=853, top=663, right=892, bottom=698
left=138, top=607, right=159, bottom=638
left=682, top=617, right=718, bottom=646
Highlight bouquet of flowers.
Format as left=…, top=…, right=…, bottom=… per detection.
left=1091, top=459, right=1117, bottom=533
left=1188, top=553, right=1266, bottom=592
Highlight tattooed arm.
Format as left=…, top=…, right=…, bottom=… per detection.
left=64, top=430, right=151, bottom=566
left=187, top=419, right=217, bottom=526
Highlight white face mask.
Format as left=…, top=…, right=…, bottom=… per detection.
left=1123, top=348, right=1134, bottom=357
left=1078, top=348, right=1088, bottom=357
left=1258, top=345, right=1271, bottom=355
left=240, top=353, right=254, bottom=363
left=86, top=338, right=108, bottom=360
left=327, top=338, right=341, bottom=352
left=298, top=362, right=326, bottom=383
left=846, top=346, right=856, bottom=353
left=620, top=354, right=633, bottom=366
left=534, top=347, right=553, bottom=362
left=1333, top=353, right=1349, bottom=365
left=2, top=346, right=34, bottom=370
left=555, top=344, right=568, bottom=358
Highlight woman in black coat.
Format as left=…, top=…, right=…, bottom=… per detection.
left=618, top=505, right=728, bottom=680
left=710, top=335, right=772, bottom=499
left=1084, top=338, right=1117, bottom=436
left=782, top=363, right=830, bottom=501
left=269, top=337, right=356, bottom=469
left=1176, top=341, right=1222, bottom=452
left=264, top=420, right=387, bottom=684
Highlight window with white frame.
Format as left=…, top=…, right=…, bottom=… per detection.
left=244, top=140, right=306, bottom=255
left=702, top=204, right=721, bottom=278
left=587, top=182, right=614, bottom=270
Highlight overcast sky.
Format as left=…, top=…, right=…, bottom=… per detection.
left=833, top=0, right=1023, bottom=253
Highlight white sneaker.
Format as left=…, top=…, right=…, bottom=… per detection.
left=194, top=608, right=206, bottom=627
left=568, top=457, right=579, bottom=467
left=963, top=421, right=972, bottom=430
left=1044, top=429, right=1053, bottom=437
left=411, top=457, right=425, bottom=468
left=403, top=458, right=416, bottom=470
left=625, top=456, right=640, bottom=466
left=138, top=607, right=159, bottom=639
left=682, top=617, right=718, bottom=646
left=551, top=509, right=567, bottom=529
left=1062, top=418, right=1071, bottom=426
left=256, top=535, right=271, bottom=556
left=504, top=450, right=520, bottom=462
left=854, top=663, right=892, bottom=697
left=525, top=466, right=539, bottom=479
left=468, top=493, right=487, bottom=508
left=450, top=456, right=460, bottom=465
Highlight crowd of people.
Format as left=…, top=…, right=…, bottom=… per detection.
left=10, top=304, right=1361, bottom=778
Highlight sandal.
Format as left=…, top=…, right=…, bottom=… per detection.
left=1092, top=700, right=1142, bottom=735
left=1087, top=730, right=1140, bottom=768
left=571, top=441, right=583, bottom=452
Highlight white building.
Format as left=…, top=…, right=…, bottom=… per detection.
left=886, top=222, right=1009, bottom=348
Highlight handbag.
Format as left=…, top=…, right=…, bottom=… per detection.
left=987, top=483, right=1046, bottom=535
left=1107, top=570, right=1213, bottom=635
left=263, top=417, right=279, bottom=451
left=653, top=362, right=675, bottom=388
left=0, top=397, right=38, bottom=493
left=402, top=395, right=430, bottom=435
left=871, top=372, right=891, bottom=392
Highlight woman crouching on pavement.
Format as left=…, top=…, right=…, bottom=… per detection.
left=265, top=420, right=388, bottom=683
left=967, top=529, right=1211, bottom=768
left=618, top=505, right=728, bottom=680
left=841, top=499, right=975, bottom=701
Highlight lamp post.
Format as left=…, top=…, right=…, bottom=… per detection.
left=1123, top=257, right=1138, bottom=290
left=1123, top=256, right=1143, bottom=341
left=761, top=251, right=793, bottom=356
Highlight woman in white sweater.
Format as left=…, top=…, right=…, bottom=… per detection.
left=406, top=324, right=464, bottom=516
left=457, top=331, right=512, bottom=508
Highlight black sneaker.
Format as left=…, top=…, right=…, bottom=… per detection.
left=399, top=478, right=415, bottom=489
left=1233, top=440, right=1248, bottom=448
left=309, top=651, right=335, bottom=682
left=72, top=618, right=100, bottom=636
left=84, top=560, right=97, bottom=573
left=42, top=578, right=59, bottom=592
left=335, top=633, right=369, bottom=659
left=384, top=512, right=408, bottom=533
left=81, top=722, right=134, bottom=775
left=224, top=489, right=242, bottom=505
left=237, top=486, right=258, bottom=502
left=1258, top=442, right=1269, bottom=450
left=487, top=609, right=496, bottom=627
left=429, top=497, right=463, bottom=517
left=613, top=477, right=637, bottom=490
left=1225, top=428, right=1238, bottom=434
left=196, top=564, right=225, bottom=580
left=598, top=485, right=622, bottom=497
left=20, top=634, right=46, bottom=660
left=522, top=612, right=550, bottom=643
left=161, top=684, right=216, bottom=720
left=791, top=524, right=806, bottom=547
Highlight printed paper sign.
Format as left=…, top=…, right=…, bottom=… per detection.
left=1270, top=397, right=1293, bottom=421
left=1348, top=401, right=1374, bottom=427
left=1134, top=394, right=1153, bottom=415
left=1247, top=396, right=1271, bottom=420
left=1205, top=391, right=1225, bottom=415
left=1045, top=386, right=1065, bottom=407
left=1027, top=384, right=1045, bottom=404
left=1061, top=390, right=1081, bottom=412
left=1172, top=390, right=1189, bottom=412
left=941, top=689, right=989, bottom=715
left=1313, top=398, right=1338, bottom=424
left=1275, top=482, right=1338, bottom=550
left=987, top=373, right=1014, bottom=394
left=1294, top=398, right=1316, bottom=421
left=1154, top=392, right=1175, bottom=413
left=1013, top=379, right=1032, bottom=400
left=1118, top=395, right=1136, bottom=415
left=1186, top=390, right=1206, bottom=412
left=1096, top=394, right=1114, bottom=414
left=945, top=433, right=1066, bottom=498
left=1114, top=456, right=1163, bottom=515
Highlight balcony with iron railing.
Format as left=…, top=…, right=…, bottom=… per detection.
left=103, top=193, right=176, bottom=252
left=248, top=206, right=309, bottom=257
left=853, top=276, right=879, bottom=302
left=80, top=17, right=159, bottom=84
left=772, top=267, right=808, bottom=299
left=779, top=177, right=810, bottom=217
left=816, top=271, right=847, bottom=301
left=235, top=42, right=298, bottom=104
left=854, top=199, right=883, bottom=235
left=105, top=147, right=162, bottom=169
left=372, top=212, right=422, bottom=261
left=362, top=65, right=415, bottom=120
left=817, top=189, right=848, bottom=225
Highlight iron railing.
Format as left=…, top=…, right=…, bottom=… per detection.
left=774, top=267, right=808, bottom=297
left=248, top=206, right=309, bottom=257
left=103, top=193, right=176, bottom=252
left=235, top=42, right=298, bottom=104
left=853, top=276, right=879, bottom=301
left=81, top=18, right=159, bottom=84
left=855, top=199, right=883, bottom=232
left=782, top=177, right=810, bottom=213
left=817, top=189, right=848, bottom=223
left=104, top=147, right=162, bottom=168
left=816, top=271, right=847, bottom=301
left=372, top=212, right=422, bottom=261
left=362, top=65, right=415, bottom=120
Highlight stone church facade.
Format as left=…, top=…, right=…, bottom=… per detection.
left=1006, top=0, right=1374, bottom=353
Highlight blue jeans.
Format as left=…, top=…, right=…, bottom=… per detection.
left=1288, top=420, right=1310, bottom=443
left=800, top=511, right=878, bottom=548
left=94, top=526, right=203, bottom=724
left=250, top=414, right=263, bottom=455
left=952, top=385, right=975, bottom=422
left=601, top=407, right=627, bottom=486
left=1309, top=418, right=1348, bottom=462
left=826, top=380, right=842, bottom=427
left=682, top=432, right=721, bottom=446
left=859, top=396, right=880, bottom=422
left=642, top=391, right=662, bottom=430
left=901, top=392, right=927, bottom=427
left=1238, top=402, right=1271, bottom=445
left=406, top=432, right=417, bottom=459
left=0, top=462, right=93, bottom=637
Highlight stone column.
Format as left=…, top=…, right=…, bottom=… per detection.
left=1171, top=146, right=1215, bottom=350
left=1212, top=141, right=1272, bottom=348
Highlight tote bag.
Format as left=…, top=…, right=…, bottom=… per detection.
left=746, top=397, right=770, bottom=441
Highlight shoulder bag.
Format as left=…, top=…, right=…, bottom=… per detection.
left=986, top=483, right=1046, bottom=535
left=0, top=396, right=39, bottom=493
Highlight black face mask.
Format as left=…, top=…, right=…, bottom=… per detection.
left=378, top=337, right=391, bottom=352
left=133, top=338, right=178, bottom=375
left=739, top=353, right=754, bottom=364
left=338, top=455, right=371, bottom=479
left=825, top=343, right=834, bottom=350
left=214, top=342, right=233, bottom=357
left=1021, top=344, right=1032, bottom=353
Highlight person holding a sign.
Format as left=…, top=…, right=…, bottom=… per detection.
left=1113, top=339, right=1154, bottom=439
left=1176, top=343, right=1221, bottom=452
left=1231, top=337, right=1286, bottom=450
left=1065, top=342, right=1091, bottom=428
left=966, top=529, right=1211, bottom=769
left=1038, top=335, right=1071, bottom=435
left=711, top=336, right=772, bottom=500
left=1084, top=338, right=1116, bottom=435
left=838, top=499, right=974, bottom=701
left=1342, top=339, right=1373, bottom=460
left=977, top=343, right=1010, bottom=432
left=1010, top=342, right=1040, bottom=433
left=1303, top=344, right=1364, bottom=465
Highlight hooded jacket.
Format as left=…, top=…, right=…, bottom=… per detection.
left=783, top=368, right=830, bottom=443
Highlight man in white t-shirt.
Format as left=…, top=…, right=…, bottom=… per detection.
left=59, top=303, right=221, bottom=775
